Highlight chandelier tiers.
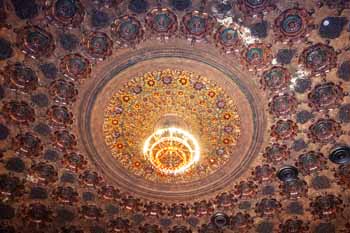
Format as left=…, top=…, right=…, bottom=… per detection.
left=143, top=127, right=200, bottom=175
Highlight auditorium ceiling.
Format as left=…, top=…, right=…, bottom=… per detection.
left=0, top=0, right=350, bottom=232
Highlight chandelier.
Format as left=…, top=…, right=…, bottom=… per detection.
left=143, top=127, right=200, bottom=175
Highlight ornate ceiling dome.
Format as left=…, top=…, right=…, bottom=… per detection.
left=79, top=49, right=265, bottom=200
left=0, top=0, right=350, bottom=232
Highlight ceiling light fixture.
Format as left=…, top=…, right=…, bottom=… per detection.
left=143, top=127, right=200, bottom=175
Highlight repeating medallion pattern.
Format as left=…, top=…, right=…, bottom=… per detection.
left=260, top=66, right=291, bottom=92
left=0, top=0, right=349, bottom=232
left=299, top=43, right=337, bottom=76
left=82, top=31, right=113, bottom=60
left=45, top=0, right=85, bottom=28
left=242, top=43, right=272, bottom=71
left=16, top=26, right=55, bottom=59
left=181, top=11, right=215, bottom=42
left=2, top=63, right=38, bottom=93
left=103, top=69, right=241, bottom=183
left=145, top=8, right=178, bottom=39
left=274, top=8, right=313, bottom=42
left=214, top=25, right=241, bottom=53
left=60, top=53, right=92, bottom=81
left=237, top=0, right=276, bottom=16
left=111, top=15, right=144, bottom=47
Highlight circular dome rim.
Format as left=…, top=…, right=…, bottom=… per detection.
left=76, top=45, right=267, bottom=201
